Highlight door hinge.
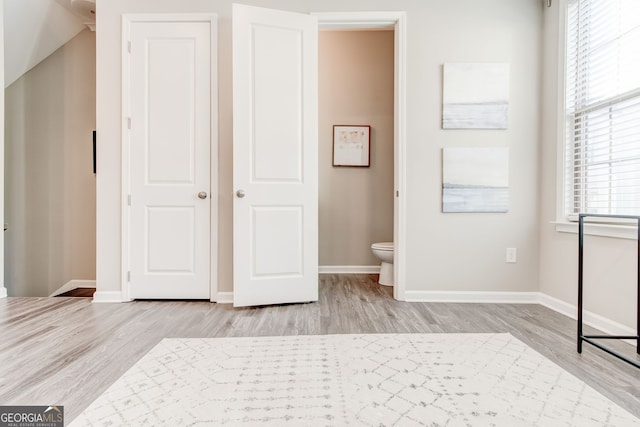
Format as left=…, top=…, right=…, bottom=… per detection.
left=127, top=117, right=131, bottom=129
left=127, top=271, right=131, bottom=282
left=396, top=190, right=399, bottom=197
left=128, top=41, right=132, bottom=53
left=128, top=194, right=132, bottom=206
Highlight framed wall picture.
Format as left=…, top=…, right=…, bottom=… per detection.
left=333, top=125, right=371, bottom=167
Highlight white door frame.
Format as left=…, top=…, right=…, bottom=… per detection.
left=314, top=12, right=407, bottom=301
left=121, top=13, right=219, bottom=302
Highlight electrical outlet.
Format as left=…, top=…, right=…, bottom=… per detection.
left=506, top=248, right=517, bottom=263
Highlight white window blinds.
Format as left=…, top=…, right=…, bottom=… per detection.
left=565, top=0, right=640, bottom=218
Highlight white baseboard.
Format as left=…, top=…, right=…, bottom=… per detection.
left=404, top=290, right=540, bottom=304
left=0, top=286, right=6, bottom=298
left=319, top=265, right=380, bottom=274
left=538, top=293, right=636, bottom=340
left=49, top=280, right=96, bottom=297
left=215, top=292, right=233, bottom=304
left=92, top=291, right=123, bottom=303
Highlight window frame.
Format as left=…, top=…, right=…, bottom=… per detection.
left=554, top=0, right=639, bottom=239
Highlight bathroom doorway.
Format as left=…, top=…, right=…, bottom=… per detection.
left=316, top=13, right=406, bottom=300
left=318, top=29, right=394, bottom=279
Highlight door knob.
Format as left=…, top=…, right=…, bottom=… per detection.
left=236, top=189, right=246, bottom=198
left=198, top=192, right=208, bottom=199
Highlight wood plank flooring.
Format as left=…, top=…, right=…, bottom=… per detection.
left=1, top=274, right=639, bottom=423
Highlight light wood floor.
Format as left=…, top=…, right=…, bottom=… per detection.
left=1, top=274, right=639, bottom=422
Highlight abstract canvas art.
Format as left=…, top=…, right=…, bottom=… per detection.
left=443, top=147, right=509, bottom=213
left=333, top=125, right=371, bottom=167
left=442, top=63, right=510, bottom=129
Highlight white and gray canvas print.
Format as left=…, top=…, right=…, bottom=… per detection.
left=443, top=147, right=509, bottom=213
left=443, top=63, right=510, bottom=129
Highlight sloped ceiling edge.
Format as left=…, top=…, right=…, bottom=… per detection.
left=4, top=0, right=86, bottom=87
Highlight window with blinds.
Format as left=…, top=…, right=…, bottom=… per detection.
left=564, top=0, right=640, bottom=219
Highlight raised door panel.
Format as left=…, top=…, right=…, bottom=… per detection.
left=252, top=25, right=303, bottom=183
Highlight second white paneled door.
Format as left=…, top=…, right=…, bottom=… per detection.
left=126, top=17, right=215, bottom=300
left=232, top=5, right=318, bottom=307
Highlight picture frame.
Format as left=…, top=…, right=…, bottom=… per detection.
left=332, top=125, right=371, bottom=167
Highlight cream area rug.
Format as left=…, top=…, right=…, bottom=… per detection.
left=70, top=333, right=639, bottom=426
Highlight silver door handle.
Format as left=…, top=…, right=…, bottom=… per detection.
left=236, top=189, right=245, bottom=198
left=198, top=192, right=208, bottom=199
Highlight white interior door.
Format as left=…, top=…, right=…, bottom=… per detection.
left=232, top=4, right=318, bottom=307
left=127, top=19, right=212, bottom=299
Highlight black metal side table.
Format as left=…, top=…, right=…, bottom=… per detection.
left=577, top=213, right=640, bottom=368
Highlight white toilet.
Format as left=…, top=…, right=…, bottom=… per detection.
left=371, top=242, right=394, bottom=286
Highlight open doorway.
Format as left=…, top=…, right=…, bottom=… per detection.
left=318, top=29, right=395, bottom=291
left=316, top=12, right=407, bottom=301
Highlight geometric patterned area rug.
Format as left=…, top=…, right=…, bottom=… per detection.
left=70, top=333, right=639, bottom=426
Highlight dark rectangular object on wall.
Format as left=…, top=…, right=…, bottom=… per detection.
left=93, top=130, right=96, bottom=174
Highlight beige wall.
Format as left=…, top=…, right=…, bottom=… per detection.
left=319, top=31, right=394, bottom=267
left=539, top=0, right=637, bottom=329
left=97, top=0, right=542, bottom=298
left=5, top=29, right=96, bottom=297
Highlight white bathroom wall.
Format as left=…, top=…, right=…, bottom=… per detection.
left=318, top=30, right=394, bottom=268
left=96, top=0, right=542, bottom=298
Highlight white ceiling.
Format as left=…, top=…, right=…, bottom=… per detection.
left=4, top=0, right=88, bottom=87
